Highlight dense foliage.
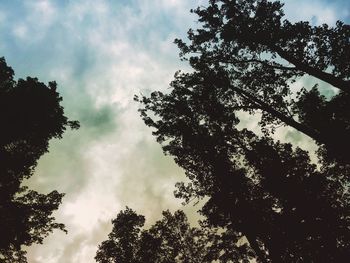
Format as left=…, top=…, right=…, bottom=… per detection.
left=96, top=208, right=256, bottom=263
left=134, top=0, right=350, bottom=262
left=0, top=57, right=79, bottom=262
left=174, top=0, right=350, bottom=163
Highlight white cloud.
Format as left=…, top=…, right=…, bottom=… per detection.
left=11, top=0, right=57, bottom=42
left=29, top=0, right=56, bottom=26
left=12, top=24, right=28, bottom=39
left=20, top=1, right=194, bottom=262
left=283, top=0, right=347, bottom=25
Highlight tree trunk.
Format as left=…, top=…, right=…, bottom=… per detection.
left=274, top=47, right=350, bottom=94
left=232, top=86, right=324, bottom=142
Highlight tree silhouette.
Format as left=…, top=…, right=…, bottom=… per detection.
left=0, top=57, right=79, bottom=262
left=96, top=208, right=257, bottom=263
left=173, top=0, right=350, bottom=163
left=134, top=1, right=350, bottom=261
left=136, top=81, right=349, bottom=261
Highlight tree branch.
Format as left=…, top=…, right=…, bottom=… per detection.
left=231, top=85, right=324, bottom=143
left=273, top=46, right=350, bottom=93
left=227, top=58, right=297, bottom=71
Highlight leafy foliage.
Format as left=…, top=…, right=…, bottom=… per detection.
left=136, top=81, right=350, bottom=261
left=135, top=1, right=350, bottom=262
left=0, top=57, right=79, bottom=262
left=173, top=0, right=350, bottom=163
left=96, top=208, right=256, bottom=263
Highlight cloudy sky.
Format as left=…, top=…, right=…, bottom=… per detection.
left=0, top=0, right=349, bottom=262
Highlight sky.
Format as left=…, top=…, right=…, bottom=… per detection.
left=0, top=0, right=349, bottom=262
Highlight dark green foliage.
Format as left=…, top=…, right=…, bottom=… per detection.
left=136, top=79, right=350, bottom=261
left=292, top=87, right=350, bottom=162
left=0, top=57, right=79, bottom=262
left=95, top=207, right=145, bottom=263
left=174, top=0, right=350, bottom=163
left=95, top=208, right=256, bottom=263
left=135, top=1, right=350, bottom=262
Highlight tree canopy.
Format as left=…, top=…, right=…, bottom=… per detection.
left=134, top=0, right=350, bottom=262
left=136, top=85, right=350, bottom=262
left=0, top=57, right=79, bottom=262
left=96, top=208, right=256, bottom=263
left=174, top=0, right=350, bottom=163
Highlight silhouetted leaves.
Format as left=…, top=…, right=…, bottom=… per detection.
left=137, top=81, right=350, bottom=261
left=135, top=1, right=350, bottom=262
left=96, top=208, right=257, bottom=263
left=172, top=0, right=350, bottom=163
left=0, top=57, right=79, bottom=262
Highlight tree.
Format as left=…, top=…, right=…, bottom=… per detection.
left=95, top=207, right=145, bottom=263
left=96, top=208, right=256, bottom=263
left=174, top=0, right=350, bottom=163
left=136, top=82, right=350, bottom=261
left=135, top=1, right=350, bottom=261
left=0, top=57, right=79, bottom=262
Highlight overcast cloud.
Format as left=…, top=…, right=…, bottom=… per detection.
left=0, top=1, right=348, bottom=262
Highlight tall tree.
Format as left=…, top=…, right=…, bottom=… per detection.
left=0, top=57, right=79, bottom=262
left=136, top=80, right=349, bottom=261
left=135, top=1, right=350, bottom=261
left=174, top=0, right=350, bottom=162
